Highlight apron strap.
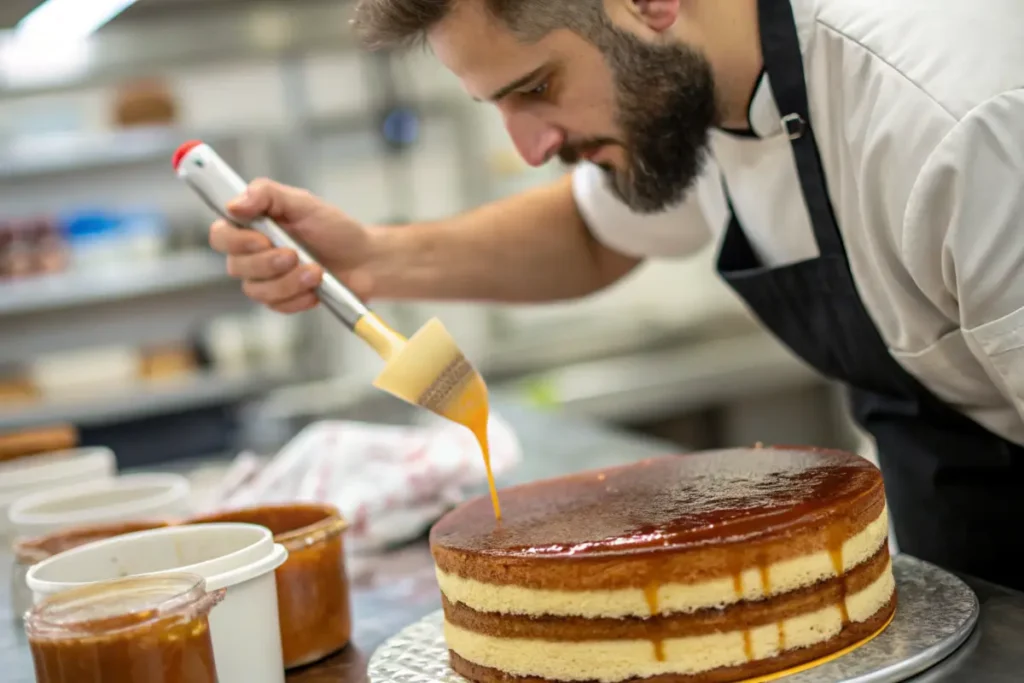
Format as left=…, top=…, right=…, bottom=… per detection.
left=757, top=0, right=845, bottom=258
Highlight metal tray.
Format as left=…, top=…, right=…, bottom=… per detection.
left=369, top=555, right=979, bottom=683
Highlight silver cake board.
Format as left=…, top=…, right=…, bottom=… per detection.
left=368, top=555, right=979, bottom=683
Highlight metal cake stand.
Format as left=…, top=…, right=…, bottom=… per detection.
left=368, top=555, right=979, bottom=683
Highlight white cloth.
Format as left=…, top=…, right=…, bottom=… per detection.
left=206, top=415, right=521, bottom=552
left=573, top=0, right=1024, bottom=444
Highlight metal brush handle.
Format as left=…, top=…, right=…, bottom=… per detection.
left=177, top=144, right=369, bottom=330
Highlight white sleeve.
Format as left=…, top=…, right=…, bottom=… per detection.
left=905, top=89, right=1024, bottom=418
left=570, top=160, right=717, bottom=259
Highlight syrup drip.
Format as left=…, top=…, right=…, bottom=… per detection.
left=733, top=571, right=753, bottom=661
left=742, top=630, right=754, bottom=663
left=468, top=416, right=501, bottom=521
left=357, top=312, right=503, bottom=521
left=828, top=527, right=849, bottom=626
left=643, top=582, right=665, bottom=662
left=758, top=564, right=785, bottom=652
left=437, top=370, right=501, bottom=521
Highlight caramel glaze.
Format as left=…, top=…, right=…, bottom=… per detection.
left=433, top=447, right=880, bottom=556
left=440, top=546, right=892, bottom=641
left=434, top=447, right=887, bottom=668
left=730, top=568, right=751, bottom=661
left=642, top=583, right=665, bottom=661
left=431, top=447, right=886, bottom=593
left=829, top=525, right=851, bottom=626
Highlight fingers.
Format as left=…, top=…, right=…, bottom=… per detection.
left=209, top=219, right=270, bottom=255
left=242, top=263, right=323, bottom=306
left=210, top=216, right=322, bottom=314
left=227, top=177, right=313, bottom=221
left=226, top=248, right=297, bottom=280
left=267, top=292, right=319, bottom=315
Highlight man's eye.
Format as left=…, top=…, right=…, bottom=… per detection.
left=525, top=81, right=549, bottom=97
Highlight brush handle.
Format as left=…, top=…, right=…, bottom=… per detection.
left=175, top=142, right=370, bottom=330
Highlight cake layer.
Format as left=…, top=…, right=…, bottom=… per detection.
left=448, top=596, right=894, bottom=683
left=437, top=505, right=887, bottom=618
left=443, top=564, right=896, bottom=683
left=442, top=546, right=889, bottom=640
left=431, top=449, right=886, bottom=592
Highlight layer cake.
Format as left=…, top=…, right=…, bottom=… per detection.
left=430, top=447, right=895, bottom=683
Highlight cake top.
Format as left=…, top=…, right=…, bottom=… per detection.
left=430, top=447, right=881, bottom=559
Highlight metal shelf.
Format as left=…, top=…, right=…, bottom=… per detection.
left=0, top=250, right=252, bottom=365
left=0, top=249, right=230, bottom=317
left=0, top=371, right=292, bottom=431
left=0, top=127, right=235, bottom=180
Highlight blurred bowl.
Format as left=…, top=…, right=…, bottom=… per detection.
left=7, top=473, right=191, bottom=539
left=0, top=447, right=117, bottom=539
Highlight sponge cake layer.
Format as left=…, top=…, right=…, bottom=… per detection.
left=436, top=504, right=887, bottom=618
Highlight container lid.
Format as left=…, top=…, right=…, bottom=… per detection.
left=14, top=520, right=171, bottom=565
left=24, top=573, right=219, bottom=639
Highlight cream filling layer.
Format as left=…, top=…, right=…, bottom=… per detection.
left=445, top=561, right=895, bottom=683
left=438, top=505, right=888, bottom=618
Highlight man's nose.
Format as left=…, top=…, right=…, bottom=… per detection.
left=504, top=113, right=564, bottom=167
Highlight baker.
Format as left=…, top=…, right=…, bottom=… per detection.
left=209, top=0, right=1024, bottom=589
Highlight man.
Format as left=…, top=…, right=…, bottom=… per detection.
left=209, top=0, right=1024, bottom=589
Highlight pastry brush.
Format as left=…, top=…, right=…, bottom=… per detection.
left=171, top=140, right=489, bottom=425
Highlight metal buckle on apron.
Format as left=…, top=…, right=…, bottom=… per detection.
left=781, top=113, right=805, bottom=140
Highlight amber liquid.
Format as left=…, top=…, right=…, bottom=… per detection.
left=184, top=504, right=351, bottom=669
left=438, top=372, right=502, bottom=520
left=355, top=314, right=502, bottom=520
left=733, top=572, right=754, bottom=661
left=29, top=615, right=218, bottom=683
left=642, top=582, right=665, bottom=661
left=828, top=526, right=850, bottom=626
left=759, top=563, right=786, bottom=652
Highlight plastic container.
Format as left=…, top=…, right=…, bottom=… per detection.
left=0, top=447, right=117, bottom=539
left=26, top=523, right=288, bottom=683
left=7, top=473, right=191, bottom=539
left=24, top=573, right=223, bottom=683
left=187, top=503, right=351, bottom=668
left=9, top=520, right=170, bottom=621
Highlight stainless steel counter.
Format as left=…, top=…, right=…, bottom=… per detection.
left=2, top=401, right=1022, bottom=682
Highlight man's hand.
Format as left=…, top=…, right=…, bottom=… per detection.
left=208, top=179, right=375, bottom=313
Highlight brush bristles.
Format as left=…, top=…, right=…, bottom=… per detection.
left=417, top=354, right=475, bottom=412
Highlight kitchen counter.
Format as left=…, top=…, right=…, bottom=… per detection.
left=2, top=401, right=1023, bottom=682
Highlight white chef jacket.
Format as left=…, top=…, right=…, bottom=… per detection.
left=572, top=0, right=1024, bottom=445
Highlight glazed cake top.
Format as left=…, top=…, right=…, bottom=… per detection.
left=430, top=447, right=883, bottom=559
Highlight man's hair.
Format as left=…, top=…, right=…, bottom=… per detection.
left=352, top=0, right=608, bottom=51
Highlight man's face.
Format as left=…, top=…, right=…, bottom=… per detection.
left=429, top=1, right=717, bottom=213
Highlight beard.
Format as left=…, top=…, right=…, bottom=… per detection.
left=558, top=28, right=718, bottom=214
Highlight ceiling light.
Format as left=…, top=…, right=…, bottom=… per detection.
left=16, top=0, right=139, bottom=44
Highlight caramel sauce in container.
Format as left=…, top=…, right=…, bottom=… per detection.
left=11, top=521, right=171, bottom=620
left=15, top=520, right=172, bottom=564
left=186, top=503, right=351, bottom=668
left=24, top=573, right=223, bottom=683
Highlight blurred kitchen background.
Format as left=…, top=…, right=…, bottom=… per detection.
left=0, top=0, right=867, bottom=469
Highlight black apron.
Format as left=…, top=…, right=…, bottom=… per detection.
left=717, top=0, right=1024, bottom=590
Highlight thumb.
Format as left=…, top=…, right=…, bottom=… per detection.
left=227, top=178, right=311, bottom=223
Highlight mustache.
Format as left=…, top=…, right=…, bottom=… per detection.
left=556, top=137, right=621, bottom=165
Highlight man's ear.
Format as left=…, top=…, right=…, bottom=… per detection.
left=634, top=0, right=679, bottom=33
